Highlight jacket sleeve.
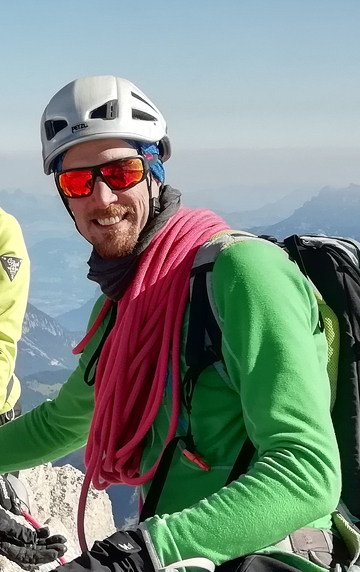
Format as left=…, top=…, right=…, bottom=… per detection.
left=145, top=240, right=341, bottom=566
left=0, top=211, right=30, bottom=413
left=0, top=296, right=107, bottom=473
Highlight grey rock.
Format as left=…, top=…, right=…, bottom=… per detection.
left=0, top=463, right=116, bottom=572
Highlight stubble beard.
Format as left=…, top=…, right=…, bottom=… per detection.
left=88, top=205, right=140, bottom=259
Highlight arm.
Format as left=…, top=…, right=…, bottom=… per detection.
left=0, top=211, right=30, bottom=413
left=0, top=296, right=107, bottom=473
left=145, top=240, right=341, bottom=566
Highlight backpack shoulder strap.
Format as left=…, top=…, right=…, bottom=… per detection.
left=225, top=437, right=256, bottom=485
left=187, top=260, right=256, bottom=486
left=187, top=229, right=268, bottom=366
left=186, top=232, right=262, bottom=484
left=185, top=263, right=222, bottom=369
left=83, top=302, right=117, bottom=386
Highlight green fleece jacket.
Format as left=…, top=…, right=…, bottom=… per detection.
left=0, top=238, right=341, bottom=571
left=0, top=208, right=30, bottom=415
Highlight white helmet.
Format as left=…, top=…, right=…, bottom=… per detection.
left=41, top=76, right=171, bottom=174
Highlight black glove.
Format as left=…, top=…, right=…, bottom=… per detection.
left=49, top=529, right=154, bottom=572
left=0, top=475, right=22, bottom=515
left=0, top=508, right=67, bottom=570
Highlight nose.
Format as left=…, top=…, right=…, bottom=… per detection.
left=91, top=177, right=118, bottom=208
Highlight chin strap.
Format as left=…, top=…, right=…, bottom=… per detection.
left=147, top=172, right=160, bottom=218
left=146, top=171, right=160, bottom=219
left=149, top=197, right=161, bottom=218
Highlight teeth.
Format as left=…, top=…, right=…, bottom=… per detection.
left=97, top=216, right=122, bottom=226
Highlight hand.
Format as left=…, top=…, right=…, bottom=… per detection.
left=0, top=508, right=66, bottom=570
left=0, top=475, right=22, bottom=515
left=49, top=529, right=154, bottom=572
left=0, top=533, right=67, bottom=570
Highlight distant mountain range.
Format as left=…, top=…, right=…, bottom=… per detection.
left=20, top=369, right=73, bottom=412
left=28, top=236, right=95, bottom=317
left=223, top=188, right=317, bottom=229
left=0, top=189, right=74, bottom=247
left=183, top=184, right=317, bottom=215
left=16, top=302, right=81, bottom=377
left=249, top=184, right=360, bottom=239
left=56, top=289, right=101, bottom=332
left=15, top=302, right=82, bottom=412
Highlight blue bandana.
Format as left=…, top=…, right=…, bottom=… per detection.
left=128, top=141, right=165, bottom=183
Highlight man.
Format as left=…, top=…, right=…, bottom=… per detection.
left=0, top=76, right=346, bottom=572
left=0, top=209, right=29, bottom=425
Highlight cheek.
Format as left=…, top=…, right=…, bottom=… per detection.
left=138, top=192, right=150, bottom=228
left=67, top=200, right=87, bottom=228
left=67, top=199, right=78, bottom=218
left=130, top=186, right=149, bottom=226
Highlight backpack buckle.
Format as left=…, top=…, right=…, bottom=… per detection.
left=183, top=449, right=210, bottom=471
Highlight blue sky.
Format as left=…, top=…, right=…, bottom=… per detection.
left=0, top=0, right=359, bottom=207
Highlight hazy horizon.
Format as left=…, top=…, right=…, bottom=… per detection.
left=1, top=145, right=359, bottom=211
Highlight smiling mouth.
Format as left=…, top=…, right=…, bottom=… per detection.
left=93, top=214, right=129, bottom=226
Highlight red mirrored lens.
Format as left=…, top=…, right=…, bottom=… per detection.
left=101, top=158, right=144, bottom=190
left=58, top=171, right=93, bottom=198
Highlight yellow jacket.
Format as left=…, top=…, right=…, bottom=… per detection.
left=0, top=208, right=30, bottom=415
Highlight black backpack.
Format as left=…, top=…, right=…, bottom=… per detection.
left=140, top=232, right=360, bottom=524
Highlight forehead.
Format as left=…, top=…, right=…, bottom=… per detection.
left=62, top=139, right=137, bottom=169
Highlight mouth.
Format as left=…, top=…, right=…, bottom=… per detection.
left=93, top=213, right=129, bottom=227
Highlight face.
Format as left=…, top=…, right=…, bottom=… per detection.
left=62, top=139, right=158, bottom=258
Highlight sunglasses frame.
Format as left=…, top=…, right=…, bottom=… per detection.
left=54, top=155, right=149, bottom=199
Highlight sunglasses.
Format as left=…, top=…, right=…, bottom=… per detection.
left=55, top=156, right=148, bottom=199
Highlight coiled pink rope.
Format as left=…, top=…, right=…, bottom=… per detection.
left=74, top=208, right=229, bottom=550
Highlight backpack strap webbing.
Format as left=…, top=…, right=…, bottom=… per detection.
left=225, top=437, right=256, bottom=486
left=186, top=263, right=222, bottom=366
left=139, top=435, right=195, bottom=522
left=283, top=235, right=308, bottom=278
left=83, top=302, right=117, bottom=386
left=182, top=264, right=223, bottom=436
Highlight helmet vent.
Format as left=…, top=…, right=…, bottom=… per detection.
left=132, top=109, right=157, bottom=122
left=44, top=119, right=68, bottom=141
left=131, top=91, right=157, bottom=113
left=90, top=100, right=118, bottom=120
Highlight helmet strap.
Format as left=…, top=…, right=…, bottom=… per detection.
left=147, top=172, right=160, bottom=218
